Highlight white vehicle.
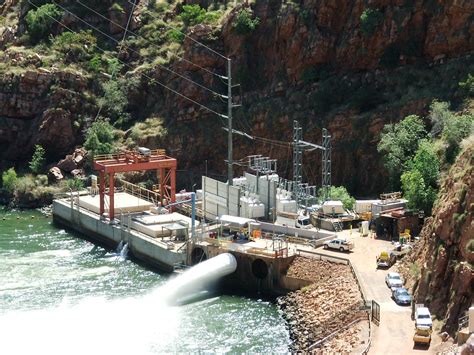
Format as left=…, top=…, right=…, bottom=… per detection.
left=385, top=272, right=403, bottom=289
left=275, top=214, right=312, bottom=229
left=323, top=238, right=354, bottom=252
left=415, top=307, right=433, bottom=329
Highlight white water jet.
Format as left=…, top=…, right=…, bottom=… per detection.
left=160, top=253, right=237, bottom=306
left=119, top=242, right=129, bottom=259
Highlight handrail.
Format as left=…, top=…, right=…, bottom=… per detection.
left=93, top=149, right=166, bottom=162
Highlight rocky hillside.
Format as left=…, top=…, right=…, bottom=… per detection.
left=400, top=136, right=473, bottom=334
left=0, top=0, right=473, bottom=194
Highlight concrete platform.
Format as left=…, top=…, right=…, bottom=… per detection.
left=131, top=213, right=200, bottom=239
left=78, top=192, right=154, bottom=214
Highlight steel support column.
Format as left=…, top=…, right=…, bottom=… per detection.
left=109, top=173, right=115, bottom=220
left=99, top=171, right=105, bottom=217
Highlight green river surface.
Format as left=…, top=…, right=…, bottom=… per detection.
left=0, top=208, right=290, bottom=354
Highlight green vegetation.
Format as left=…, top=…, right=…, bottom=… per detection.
left=25, top=3, right=62, bottom=43
left=377, top=114, right=427, bottom=189
left=232, top=9, right=260, bottom=35
left=65, top=178, right=84, bottom=191
left=401, top=168, right=437, bottom=214
left=127, top=117, right=167, bottom=147
left=84, top=120, right=115, bottom=156
left=320, top=186, right=356, bottom=210
left=29, top=144, right=46, bottom=174
left=179, top=4, right=220, bottom=27
left=360, top=8, right=383, bottom=36
left=99, top=80, right=129, bottom=123
left=459, top=73, right=474, bottom=98
left=52, top=30, right=97, bottom=62
left=378, top=99, right=473, bottom=214
left=2, top=168, right=18, bottom=194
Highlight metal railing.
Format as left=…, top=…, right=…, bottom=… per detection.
left=93, top=149, right=166, bottom=161
left=118, top=180, right=160, bottom=205
left=458, top=313, right=469, bottom=332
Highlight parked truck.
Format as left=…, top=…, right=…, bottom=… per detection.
left=275, top=212, right=312, bottom=229
left=413, top=326, right=431, bottom=346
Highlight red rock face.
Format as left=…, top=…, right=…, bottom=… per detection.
left=400, top=141, right=473, bottom=334
left=159, top=0, right=473, bottom=194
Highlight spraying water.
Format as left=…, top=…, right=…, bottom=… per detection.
left=119, top=242, right=129, bottom=259
left=161, top=253, right=237, bottom=306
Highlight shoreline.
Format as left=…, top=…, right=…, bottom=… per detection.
left=277, top=256, right=367, bottom=352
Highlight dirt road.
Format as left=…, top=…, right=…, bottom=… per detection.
left=299, top=231, right=439, bottom=355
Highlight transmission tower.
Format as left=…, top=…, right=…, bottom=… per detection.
left=321, top=128, right=331, bottom=201
left=292, top=120, right=303, bottom=205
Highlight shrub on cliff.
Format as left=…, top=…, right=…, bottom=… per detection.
left=99, top=80, right=128, bottom=123
left=84, top=120, right=115, bottom=157
left=179, top=4, right=220, bottom=27
left=25, top=3, right=62, bottom=44
left=52, top=30, right=97, bottom=62
left=429, top=101, right=474, bottom=163
left=2, top=168, right=18, bottom=194
left=233, top=9, right=260, bottom=35
left=360, top=8, right=383, bottom=37
left=29, top=144, right=46, bottom=174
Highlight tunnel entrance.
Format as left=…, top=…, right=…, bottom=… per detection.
left=251, top=258, right=268, bottom=279
left=190, top=247, right=207, bottom=265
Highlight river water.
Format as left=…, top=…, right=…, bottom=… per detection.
left=0, top=209, right=290, bottom=354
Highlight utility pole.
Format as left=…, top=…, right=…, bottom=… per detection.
left=227, top=58, right=233, bottom=186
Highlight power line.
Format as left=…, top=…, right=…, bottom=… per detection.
left=94, top=0, right=136, bottom=120
left=126, top=0, right=228, bottom=61
left=27, top=0, right=227, bottom=120
left=54, top=1, right=225, bottom=99
left=76, top=0, right=224, bottom=80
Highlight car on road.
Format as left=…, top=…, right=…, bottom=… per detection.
left=323, top=238, right=354, bottom=252
left=392, top=287, right=412, bottom=305
left=415, top=307, right=433, bottom=329
left=385, top=272, right=403, bottom=289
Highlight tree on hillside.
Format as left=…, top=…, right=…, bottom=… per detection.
left=401, top=169, right=437, bottom=215
left=377, top=114, right=427, bottom=189
left=442, top=113, right=474, bottom=163
left=29, top=144, right=46, bottom=174
left=401, top=139, right=440, bottom=214
left=84, top=120, right=115, bottom=157
left=409, top=139, right=439, bottom=188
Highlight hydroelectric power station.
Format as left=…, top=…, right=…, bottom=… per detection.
left=52, top=148, right=327, bottom=296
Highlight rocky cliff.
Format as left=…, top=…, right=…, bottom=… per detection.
left=0, top=0, right=473, bottom=194
left=400, top=136, right=473, bottom=334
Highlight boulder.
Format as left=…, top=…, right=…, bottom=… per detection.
left=48, top=167, right=63, bottom=182
left=70, top=169, right=85, bottom=178
left=57, top=155, right=76, bottom=173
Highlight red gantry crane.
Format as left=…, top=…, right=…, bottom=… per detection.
left=93, top=148, right=177, bottom=220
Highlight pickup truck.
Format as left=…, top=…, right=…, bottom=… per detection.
left=323, top=238, right=354, bottom=252
left=413, top=326, right=431, bottom=346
